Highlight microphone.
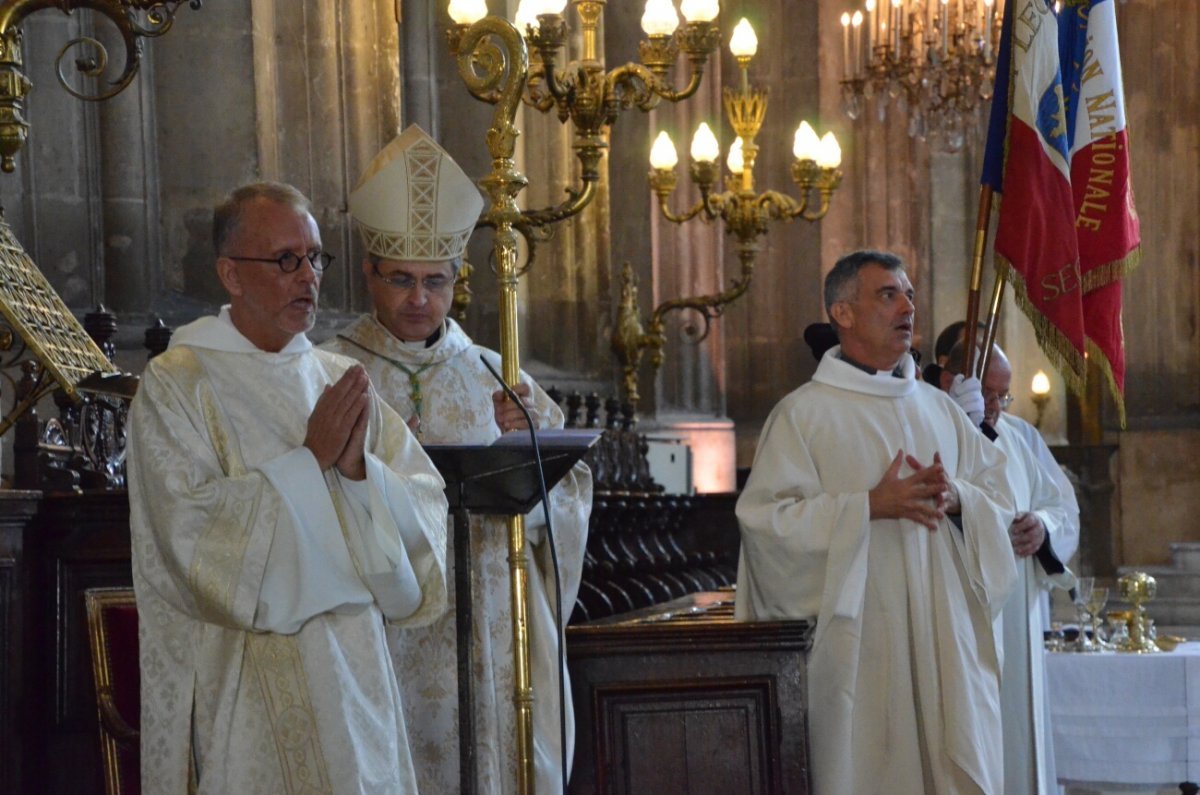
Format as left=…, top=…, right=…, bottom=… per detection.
left=479, top=355, right=569, bottom=795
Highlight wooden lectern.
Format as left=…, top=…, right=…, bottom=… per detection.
left=424, top=429, right=601, bottom=794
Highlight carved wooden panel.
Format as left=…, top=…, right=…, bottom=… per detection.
left=595, top=677, right=781, bottom=795
left=568, top=601, right=811, bottom=794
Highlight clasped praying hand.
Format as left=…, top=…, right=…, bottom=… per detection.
left=305, top=364, right=371, bottom=481
left=869, top=450, right=960, bottom=532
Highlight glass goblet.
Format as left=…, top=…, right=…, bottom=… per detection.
left=1087, top=587, right=1110, bottom=650
left=1073, top=577, right=1095, bottom=652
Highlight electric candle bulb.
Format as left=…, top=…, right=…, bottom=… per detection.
left=448, top=0, right=488, bottom=25
left=816, top=132, right=842, bottom=169
left=514, top=0, right=541, bottom=31
left=690, top=123, right=720, bottom=163
left=726, top=138, right=744, bottom=174
left=1032, top=370, right=1051, bottom=396
left=649, top=131, right=679, bottom=170
left=729, top=19, right=758, bottom=58
left=680, top=0, right=719, bottom=23
left=542, top=0, right=567, bottom=12
left=792, top=120, right=821, bottom=161
left=641, top=0, right=680, bottom=36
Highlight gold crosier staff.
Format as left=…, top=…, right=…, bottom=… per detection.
left=454, top=18, right=539, bottom=794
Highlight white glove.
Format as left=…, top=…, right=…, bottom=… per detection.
left=949, top=374, right=985, bottom=426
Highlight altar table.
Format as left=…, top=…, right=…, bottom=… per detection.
left=1047, top=642, right=1200, bottom=790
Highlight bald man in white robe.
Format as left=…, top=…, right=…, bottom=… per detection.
left=942, top=342, right=1077, bottom=794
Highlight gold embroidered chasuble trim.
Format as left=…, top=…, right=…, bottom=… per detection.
left=247, top=633, right=333, bottom=794
left=179, top=349, right=333, bottom=791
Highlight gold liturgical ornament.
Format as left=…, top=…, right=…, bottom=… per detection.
left=447, top=3, right=722, bottom=790
left=0, top=214, right=121, bottom=436
left=1117, top=571, right=1160, bottom=654
left=0, top=0, right=203, bottom=172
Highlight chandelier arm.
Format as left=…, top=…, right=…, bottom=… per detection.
left=654, top=193, right=710, bottom=225
left=649, top=65, right=705, bottom=104
left=537, top=55, right=575, bottom=104
left=605, top=63, right=663, bottom=113
left=516, top=177, right=597, bottom=227
left=647, top=241, right=758, bottom=344
left=523, top=65, right=557, bottom=112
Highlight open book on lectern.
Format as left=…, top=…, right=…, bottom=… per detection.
left=422, top=428, right=601, bottom=515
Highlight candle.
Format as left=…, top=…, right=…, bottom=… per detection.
left=690, top=123, right=720, bottom=163
left=726, top=138, right=744, bottom=175
left=448, top=0, right=488, bottom=25
left=649, top=131, right=679, bottom=170
left=940, top=0, right=949, bottom=58
left=891, top=0, right=901, bottom=53
left=680, top=0, right=719, bottom=23
left=865, top=0, right=875, bottom=62
left=816, top=132, right=842, bottom=169
left=852, top=11, right=864, bottom=72
left=641, top=0, right=680, bottom=36
left=841, top=13, right=851, bottom=79
left=793, top=121, right=820, bottom=161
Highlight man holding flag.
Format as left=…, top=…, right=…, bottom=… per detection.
left=978, top=0, right=1140, bottom=790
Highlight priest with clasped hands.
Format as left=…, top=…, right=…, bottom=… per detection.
left=735, top=249, right=1018, bottom=794
left=323, top=125, right=593, bottom=794
left=128, top=181, right=449, bottom=794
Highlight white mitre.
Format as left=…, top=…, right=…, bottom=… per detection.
left=349, top=124, right=484, bottom=261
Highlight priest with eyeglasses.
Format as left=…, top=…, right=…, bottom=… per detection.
left=128, top=180, right=450, bottom=793
left=323, top=125, right=593, bottom=793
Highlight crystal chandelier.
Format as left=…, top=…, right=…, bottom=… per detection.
left=839, top=0, right=1004, bottom=151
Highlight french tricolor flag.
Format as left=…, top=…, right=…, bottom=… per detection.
left=982, top=0, right=1087, bottom=392
left=1060, top=0, right=1141, bottom=424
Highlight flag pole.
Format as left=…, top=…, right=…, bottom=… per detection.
left=979, top=268, right=1006, bottom=379
left=963, top=184, right=994, bottom=378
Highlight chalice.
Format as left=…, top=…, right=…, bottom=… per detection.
left=1117, top=572, right=1160, bottom=654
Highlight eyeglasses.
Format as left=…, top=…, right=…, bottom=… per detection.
left=371, top=265, right=453, bottom=293
left=984, top=390, right=1014, bottom=409
left=224, top=251, right=334, bottom=273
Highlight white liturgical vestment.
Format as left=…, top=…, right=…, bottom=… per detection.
left=993, top=412, right=1076, bottom=795
left=735, top=347, right=1017, bottom=795
left=323, top=315, right=593, bottom=794
left=129, top=309, right=449, bottom=794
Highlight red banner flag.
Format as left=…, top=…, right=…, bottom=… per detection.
left=981, top=0, right=1087, bottom=393
left=1060, top=0, right=1141, bottom=424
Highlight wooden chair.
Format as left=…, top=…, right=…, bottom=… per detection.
left=85, top=587, right=140, bottom=795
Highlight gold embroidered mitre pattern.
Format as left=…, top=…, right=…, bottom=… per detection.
left=350, top=125, right=483, bottom=262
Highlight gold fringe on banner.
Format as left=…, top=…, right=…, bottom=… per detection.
left=995, top=254, right=1088, bottom=397
left=1086, top=338, right=1127, bottom=429
left=1081, top=245, right=1142, bottom=294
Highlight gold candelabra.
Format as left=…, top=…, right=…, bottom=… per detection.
left=445, top=5, right=726, bottom=785
left=838, top=0, right=1003, bottom=151
left=447, top=0, right=720, bottom=240
left=0, top=0, right=202, bottom=173
left=615, top=17, right=842, bottom=409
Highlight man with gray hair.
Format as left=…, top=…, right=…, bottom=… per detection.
left=324, top=126, right=592, bottom=793
left=129, top=181, right=450, bottom=793
left=736, top=249, right=1017, bottom=793
left=941, top=340, right=1078, bottom=794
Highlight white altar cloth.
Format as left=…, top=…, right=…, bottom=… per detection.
left=1047, top=642, right=1200, bottom=788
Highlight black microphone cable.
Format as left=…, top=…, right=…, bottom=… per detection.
left=481, top=355, right=569, bottom=795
